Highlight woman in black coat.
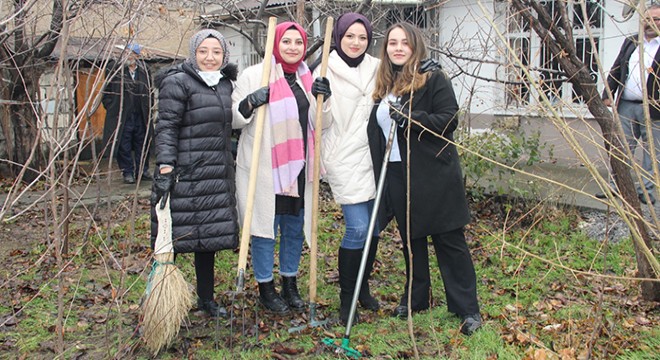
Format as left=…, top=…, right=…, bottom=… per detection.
left=150, top=29, right=239, bottom=317
left=367, top=22, right=482, bottom=335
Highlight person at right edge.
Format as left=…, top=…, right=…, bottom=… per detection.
left=598, top=4, right=660, bottom=205
left=367, top=22, right=482, bottom=335
left=312, top=12, right=381, bottom=325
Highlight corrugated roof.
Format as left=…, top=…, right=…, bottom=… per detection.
left=232, top=0, right=296, bottom=10
left=203, top=0, right=298, bottom=17
left=51, top=37, right=184, bottom=63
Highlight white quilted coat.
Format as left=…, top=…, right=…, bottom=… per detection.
left=315, top=51, right=379, bottom=205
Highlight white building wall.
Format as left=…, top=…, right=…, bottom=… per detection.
left=439, top=0, right=503, bottom=116
left=439, top=0, right=639, bottom=118
left=217, top=26, right=253, bottom=71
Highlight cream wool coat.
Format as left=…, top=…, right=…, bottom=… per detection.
left=315, top=51, right=379, bottom=205
left=232, top=63, right=331, bottom=240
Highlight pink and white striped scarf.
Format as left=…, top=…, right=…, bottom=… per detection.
left=267, top=58, right=316, bottom=196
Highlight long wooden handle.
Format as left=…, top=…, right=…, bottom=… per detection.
left=236, top=17, right=278, bottom=287
left=309, top=17, right=334, bottom=303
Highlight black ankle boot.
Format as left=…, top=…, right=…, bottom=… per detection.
left=197, top=298, right=228, bottom=318
left=338, top=248, right=361, bottom=325
left=281, top=276, right=306, bottom=312
left=258, top=280, right=290, bottom=315
left=359, top=236, right=380, bottom=311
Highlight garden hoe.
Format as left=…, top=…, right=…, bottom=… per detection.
left=141, top=196, right=194, bottom=356
left=288, top=15, right=334, bottom=335
left=323, top=106, right=400, bottom=358
left=229, top=17, right=278, bottom=346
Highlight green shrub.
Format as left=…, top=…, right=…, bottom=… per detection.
left=458, top=127, right=553, bottom=198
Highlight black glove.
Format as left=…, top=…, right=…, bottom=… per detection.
left=239, top=86, right=270, bottom=118
left=389, top=101, right=410, bottom=128
left=311, top=77, right=331, bottom=101
left=246, top=86, right=270, bottom=108
left=151, top=171, right=175, bottom=209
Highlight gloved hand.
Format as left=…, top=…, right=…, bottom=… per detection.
left=389, top=101, right=410, bottom=128
left=419, top=58, right=441, bottom=74
left=311, top=77, right=331, bottom=101
left=151, top=171, right=175, bottom=209
left=239, top=86, right=270, bottom=118
left=246, top=86, right=270, bottom=108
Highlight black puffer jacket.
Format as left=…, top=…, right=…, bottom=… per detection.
left=150, top=62, right=239, bottom=253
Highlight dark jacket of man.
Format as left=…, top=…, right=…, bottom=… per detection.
left=603, top=35, right=660, bottom=119
left=101, top=60, right=153, bottom=156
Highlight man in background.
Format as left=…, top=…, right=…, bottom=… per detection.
left=599, top=5, right=660, bottom=205
left=102, top=43, right=153, bottom=184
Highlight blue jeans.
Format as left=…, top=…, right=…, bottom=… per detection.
left=251, top=209, right=305, bottom=283
left=340, top=200, right=376, bottom=249
left=614, top=99, right=660, bottom=193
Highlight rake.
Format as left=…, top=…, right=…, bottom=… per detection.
left=288, top=15, right=334, bottom=334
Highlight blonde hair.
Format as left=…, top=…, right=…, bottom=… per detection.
left=373, top=22, right=431, bottom=100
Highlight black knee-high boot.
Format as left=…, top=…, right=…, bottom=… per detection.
left=338, top=247, right=362, bottom=325
left=358, top=236, right=380, bottom=311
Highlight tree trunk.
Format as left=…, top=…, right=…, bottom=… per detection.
left=511, top=0, right=659, bottom=301
left=588, top=92, right=660, bottom=301
left=0, top=0, right=63, bottom=182
left=6, top=66, right=45, bottom=182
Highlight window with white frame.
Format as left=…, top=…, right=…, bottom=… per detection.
left=503, top=0, right=603, bottom=108
left=241, top=27, right=266, bottom=70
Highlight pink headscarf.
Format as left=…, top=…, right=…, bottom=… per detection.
left=273, top=22, right=308, bottom=73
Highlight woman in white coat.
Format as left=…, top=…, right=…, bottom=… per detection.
left=314, top=13, right=380, bottom=325
left=232, top=21, right=332, bottom=315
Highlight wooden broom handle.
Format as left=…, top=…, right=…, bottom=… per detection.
left=309, top=17, right=334, bottom=303
left=237, top=17, right=278, bottom=279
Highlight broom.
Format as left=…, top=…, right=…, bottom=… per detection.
left=141, top=196, right=194, bottom=356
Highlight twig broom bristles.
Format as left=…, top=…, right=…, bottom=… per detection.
left=141, top=197, right=194, bottom=356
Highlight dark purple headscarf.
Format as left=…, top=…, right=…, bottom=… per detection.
left=333, top=12, right=373, bottom=68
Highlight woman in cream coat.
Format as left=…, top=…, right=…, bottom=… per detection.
left=314, top=12, right=380, bottom=325
left=232, top=21, right=332, bottom=315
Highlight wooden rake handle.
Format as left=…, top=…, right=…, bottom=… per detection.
left=236, top=17, right=278, bottom=291
left=309, top=17, right=334, bottom=304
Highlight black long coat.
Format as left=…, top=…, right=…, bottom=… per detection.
left=367, top=70, right=470, bottom=239
left=101, top=61, right=153, bottom=155
left=603, top=35, right=660, bottom=119
left=150, top=62, right=239, bottom=253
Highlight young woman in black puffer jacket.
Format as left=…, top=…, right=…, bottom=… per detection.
left=150, top=29, right=239, bottom=318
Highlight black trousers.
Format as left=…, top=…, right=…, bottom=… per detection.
left=175, top=251, right=215, bottom=301
left=116, top=112, right=149, bottom=177
left=386, top=162, right=480, bottom=315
